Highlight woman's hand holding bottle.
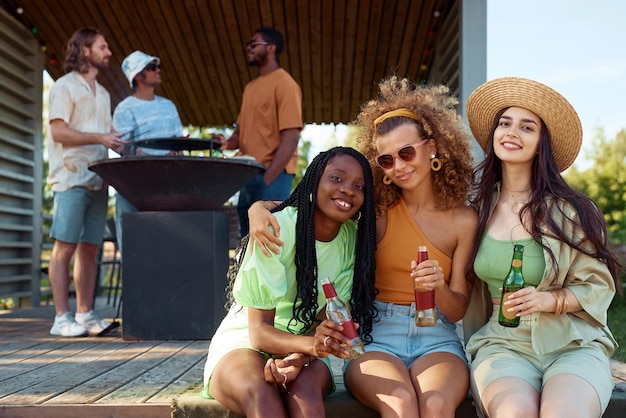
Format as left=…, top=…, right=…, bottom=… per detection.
left=313, top=319, right=354, bottom=359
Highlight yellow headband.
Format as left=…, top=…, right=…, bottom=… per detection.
left=373, top=108, right=420, bottom=129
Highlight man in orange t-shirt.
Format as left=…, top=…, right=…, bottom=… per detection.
left=214, top=27, right=302, bottom=237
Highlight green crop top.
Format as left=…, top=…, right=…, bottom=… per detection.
left=474, top=233, right=545, bottom=298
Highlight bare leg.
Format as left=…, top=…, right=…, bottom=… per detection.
left=410, top=352, right=469, bottom=418
left=73, top=242, right=99, bottom=313
left=541, top=374, right=601, bottom=418
left=49, top=240, right=77, bottom=316
left=345, top=351, right=419, bottom=418
left=210, top=349, right=287, bottom=418
left=283, top=359, right=331, bottom=418
left=481, top=377, right=539, bottom=418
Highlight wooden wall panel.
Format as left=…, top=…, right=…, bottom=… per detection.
left=0, top=6, right=43, bottom=305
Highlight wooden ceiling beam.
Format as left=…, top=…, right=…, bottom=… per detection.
left=0, top=0, right=456, bottom=127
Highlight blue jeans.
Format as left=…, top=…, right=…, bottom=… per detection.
left=236, top=171, right=294, bottom=237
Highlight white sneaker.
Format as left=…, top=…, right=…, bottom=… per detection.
left=75, top=310, right=111, bottom=335
left=50, top=312, right=88, bottom=337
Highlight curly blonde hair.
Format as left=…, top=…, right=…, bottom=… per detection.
left=355, top=76, right=474, bottom=216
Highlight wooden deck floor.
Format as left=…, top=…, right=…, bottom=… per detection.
left=0, top=297, right=209, bottom=418
left=2, top=298, right=626, bottom=418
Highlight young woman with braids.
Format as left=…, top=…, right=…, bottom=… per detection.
left=248, top=76, right=478, bottom=418
left=201, top=147, right=377, bottom=418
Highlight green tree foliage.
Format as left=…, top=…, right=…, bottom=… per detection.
left=293, top=140, right=311, bottom=192
left=341, top=124, right=360, bottom=148
left=42, top=76, right=54, bottom=230
left=565, top=128, right=626, bottom=243
left=184, top=124, right=313, bottom=193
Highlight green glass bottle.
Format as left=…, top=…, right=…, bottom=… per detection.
left=498, top=244, right=525, bottom=327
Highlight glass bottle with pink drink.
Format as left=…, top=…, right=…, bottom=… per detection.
left=322, top=277, right=365, bottom=359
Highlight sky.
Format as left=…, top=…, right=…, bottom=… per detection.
left=304, top=0, right=626, bottom=169
left=487, top=0, right=626, bottom=168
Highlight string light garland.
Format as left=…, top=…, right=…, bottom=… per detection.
left=11, top=4, right=57, bottom=68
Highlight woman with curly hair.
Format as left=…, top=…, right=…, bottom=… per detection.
left=202, top=147, right=377, bottom=418
left=249, top=76, right=478, bottom=417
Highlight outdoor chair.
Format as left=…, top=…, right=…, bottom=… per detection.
left=96, top=217, right=122, bottom=307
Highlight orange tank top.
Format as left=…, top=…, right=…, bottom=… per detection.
left=376, top=198, right=452, bottom=305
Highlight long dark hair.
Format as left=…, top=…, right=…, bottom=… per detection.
left=468, top=108, right=622, bottom=293
left=227, top=147, right=378, bottom=342
left=63, top=28, right=103, bottom=73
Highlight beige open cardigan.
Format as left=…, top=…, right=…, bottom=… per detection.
left=462, top=184, right=617, bottom=356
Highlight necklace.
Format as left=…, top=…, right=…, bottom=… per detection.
left=502, top=186, right=530, bottom=199
left=501, top=185, right=530, bottom=196
left=500, top=186, right=531, bottom=215
left=510, top=200, right=526, bottom=215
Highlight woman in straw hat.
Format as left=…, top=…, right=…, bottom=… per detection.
left=464, top=77, right=622, bottom=418
left=249, top=76, right=478, bottom=417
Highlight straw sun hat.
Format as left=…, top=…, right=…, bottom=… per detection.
left=466, top=77, right=582, bottom=172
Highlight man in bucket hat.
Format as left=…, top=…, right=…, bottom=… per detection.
left=115, top=50, right=183, bottom=156
left=113, top=50, right=184, bottom=255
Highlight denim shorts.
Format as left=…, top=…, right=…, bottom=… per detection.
left=50, top=187, right=108, bottom=245
left=360, top=300, right=468, bottom=367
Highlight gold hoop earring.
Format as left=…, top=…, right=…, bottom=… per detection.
left=430, top=155, right=442, bottom=172
left=383, top=175, right=392, bottom=185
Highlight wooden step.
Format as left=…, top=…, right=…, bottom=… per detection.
left=0, top=404, right=171, bottom=418
left=171, top=360, right=626, bottom=418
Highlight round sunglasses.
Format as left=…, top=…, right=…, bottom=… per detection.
left=376, top=140, right=428, bottom=169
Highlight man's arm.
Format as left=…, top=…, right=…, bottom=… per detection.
left=262, top=128, right=299, bottom=185
left=50, top=119, right=124, bottom=150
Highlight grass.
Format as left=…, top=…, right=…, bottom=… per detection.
left=608, top=291, right=626, bottom=362
left=0, top=297, right=14, bottom=310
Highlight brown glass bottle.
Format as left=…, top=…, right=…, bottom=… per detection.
left=414, top=246, right=437, bottom=326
